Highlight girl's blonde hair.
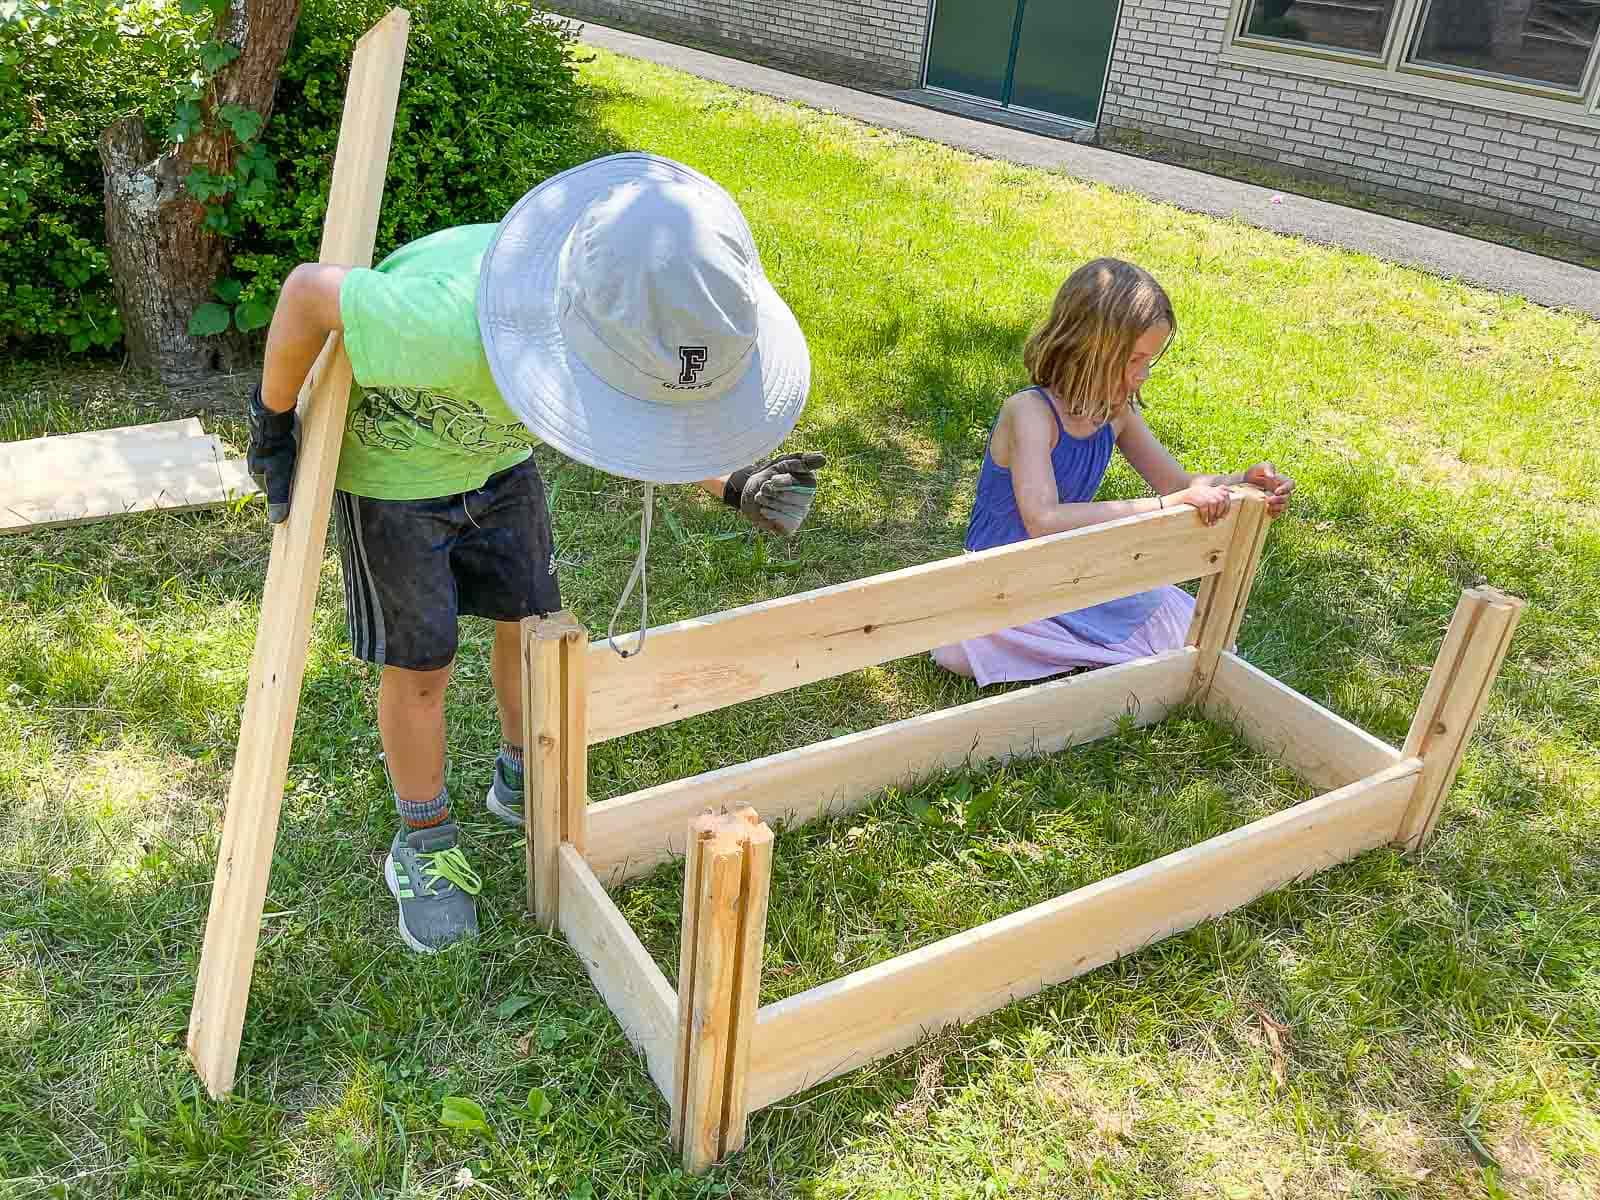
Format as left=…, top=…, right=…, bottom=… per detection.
left=1023, top=258, right=1175, bottom=427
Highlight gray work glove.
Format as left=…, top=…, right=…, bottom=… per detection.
left=722, top=452, right=826, bottom=536
left=247, top=383, right=298, bottom=524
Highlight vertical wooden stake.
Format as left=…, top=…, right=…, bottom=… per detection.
left=561, top=623, right=589, bottom=856
left=186, top=8, right=409, bottom=1100
left=672, top=808, right=773, bottom=1173
left=679, top=831, right=742, bottom=1173
left=1395, top=587, right=1523, bottom=853
left=721, top=807, right=773, bottom=1157
left=671, top=812, right=717, bottom=1151
left=524, top=614, right=565, bottom=928
left=1188, top=489, right=1270, bottom=703
left=523, top=611, right=586, bottom=927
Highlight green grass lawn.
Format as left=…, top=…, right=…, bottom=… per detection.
left=3, top=45, right=1599, bottom=1199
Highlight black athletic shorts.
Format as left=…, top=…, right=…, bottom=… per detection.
left=333, top=456, right=563, bottom=671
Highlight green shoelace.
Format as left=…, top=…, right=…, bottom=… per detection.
left=419, top=846, right=482, bottom=896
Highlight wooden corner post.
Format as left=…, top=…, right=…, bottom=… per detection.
left=1187, top=488, right=1270, bottom=702
left=1394, top=586, right=1523, bottom=854
left=672, top=808, right=773, bottom=1174
left=523, top=611, right=588, bottom=929
left=186, top=8, right=410, bottom=1100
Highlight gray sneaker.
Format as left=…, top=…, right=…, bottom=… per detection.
left=383, top=823, right=481, bottom=953
left=484, top=756, right=523, bottom=828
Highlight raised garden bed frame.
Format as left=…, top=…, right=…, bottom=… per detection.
left=522, top=490, right=1524, bottom=1172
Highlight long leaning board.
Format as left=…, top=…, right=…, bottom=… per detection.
left=187, top=8, right=410, bottom=1099
left=587, top=501, right=1241, bottom=743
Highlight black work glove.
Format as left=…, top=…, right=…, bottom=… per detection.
left=247, top=383, right=297, bottom=524
left=722, top=452, right=827, bottom=536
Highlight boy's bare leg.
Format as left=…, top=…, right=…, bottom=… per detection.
left=376, top=659, right=479, bottom=956
left=491, top=620, right=523, bottom=748
left=378, top=662, right=453, bottom=803
left=483, top=620, right=531, bottom=826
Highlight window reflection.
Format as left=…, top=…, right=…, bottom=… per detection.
left=1240, top=0, right=1400, bottom=55
left=1409, top=0, right=1600, bottom=90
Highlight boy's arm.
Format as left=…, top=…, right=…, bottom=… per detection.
left=261, top=264, right=353, bottom=412
left=695, top=452, right=828, bottom=536
left=247, top=264, right=351, bottom=522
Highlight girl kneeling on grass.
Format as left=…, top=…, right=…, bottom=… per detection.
left=932, top=258, right=1295, bottom=686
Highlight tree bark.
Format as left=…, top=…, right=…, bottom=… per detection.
left=100, top=0, right=302, bottom=384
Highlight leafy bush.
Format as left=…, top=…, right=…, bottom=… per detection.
left=226, top=0, right=586, bottom=329
left=0, top=0, right=586, bottom=356
left=0, top=0, right=208, bottom=352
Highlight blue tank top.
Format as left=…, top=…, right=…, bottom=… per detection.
left=965, top=387, right=1162, bottom=644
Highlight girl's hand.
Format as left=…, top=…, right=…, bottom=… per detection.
left=1174, top=482, right=1232, bottom=525
left=1242, top=461, right=1296, bottom=516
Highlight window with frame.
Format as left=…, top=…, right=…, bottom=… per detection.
left=1229, top=0, right=1600, bottom=116
left=1409, top=0, right=1600, bottom=91
left=1239, top=0, right=1401, bottom=57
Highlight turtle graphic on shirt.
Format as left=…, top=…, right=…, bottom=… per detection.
left=348, top=386, right=531, bottom=455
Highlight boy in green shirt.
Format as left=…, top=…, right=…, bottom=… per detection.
left=248, top=154, right=821, bottom=953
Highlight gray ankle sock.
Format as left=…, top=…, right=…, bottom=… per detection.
left=396, top=783, right=450, bottom=831
left=499, top=742, right=524, bottom=778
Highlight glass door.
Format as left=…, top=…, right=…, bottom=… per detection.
left=1009, top=0, right=1123, bottom=124
left=924, top=0, right=1122, bottom=125
left=924, top=0, right=1023, bottom=104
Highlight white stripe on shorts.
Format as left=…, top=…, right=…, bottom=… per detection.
left=337, top=492, right=388, bottom=665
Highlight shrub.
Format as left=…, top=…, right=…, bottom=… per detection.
left=0, top=0, right=208, bottom=352
left=0, top=0, right=586, bottom=357
left=230, top=0, right=585, bottom=320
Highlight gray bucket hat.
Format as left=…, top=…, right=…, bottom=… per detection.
left=477, top=152, right=811, bottom=484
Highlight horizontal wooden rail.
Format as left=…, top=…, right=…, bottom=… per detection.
left=587, top=502, right=1241, bottom=743
left=744, top=757, right=1422, bottom=1112
left=558, top=846, right=678, bottom=1104
left=586, top=649, right=1197, bottom=884
left=1206, top=652, right=1402, bottom=792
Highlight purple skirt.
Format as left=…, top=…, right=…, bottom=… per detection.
left=932, top=585, right=1196, bottom=687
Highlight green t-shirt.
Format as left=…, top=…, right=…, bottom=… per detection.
left=336, top=223, right=534, bottom=499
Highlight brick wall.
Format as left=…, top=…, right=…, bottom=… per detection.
left=557, top=0, right=932, bottom=88
left=1101, top=0, right=1600, bottom=249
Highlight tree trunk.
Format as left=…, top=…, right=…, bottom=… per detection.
left=100, top=118, right=239, bottom=382
left=100, top=0, right=302, bottom=384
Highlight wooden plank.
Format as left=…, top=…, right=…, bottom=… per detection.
left=525, top=617, right=565, bottom=927
left=1, top=418, right=207, bottom=491
left=557, top=845, right=678, bottom=1105
left=4, top=422, right=222, bottom=492
left=1206, top=652, right=1402, bottom=792
left=721, top=809, right=772, bottom=1157
left=670, top=814, right=716, bottom=1149
left=2, top=457, right=257, bottom=534
left=2, top=417, right=204, bottom=452
left=1402, top=590, right=1480, bottom=762
left=1218, top=499, right=1271, bottom=652
left=1396, top=587, right=1523, bottom=852
left=1188, top=491, right=1269, bottom=701
left=586, top=649, right=1195, bottom=885
left=587, top=501, right=1241, bottom=743
left=678, top=830, right=744, bottom=1173
left=745, top=757, right=1422, bottom=1113
left=561, top=622, right=589, bottom=853
left=186, top=8, right=410, bottom=1100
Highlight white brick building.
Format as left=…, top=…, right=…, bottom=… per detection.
left=558, top=0, right=1600, bottom=249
